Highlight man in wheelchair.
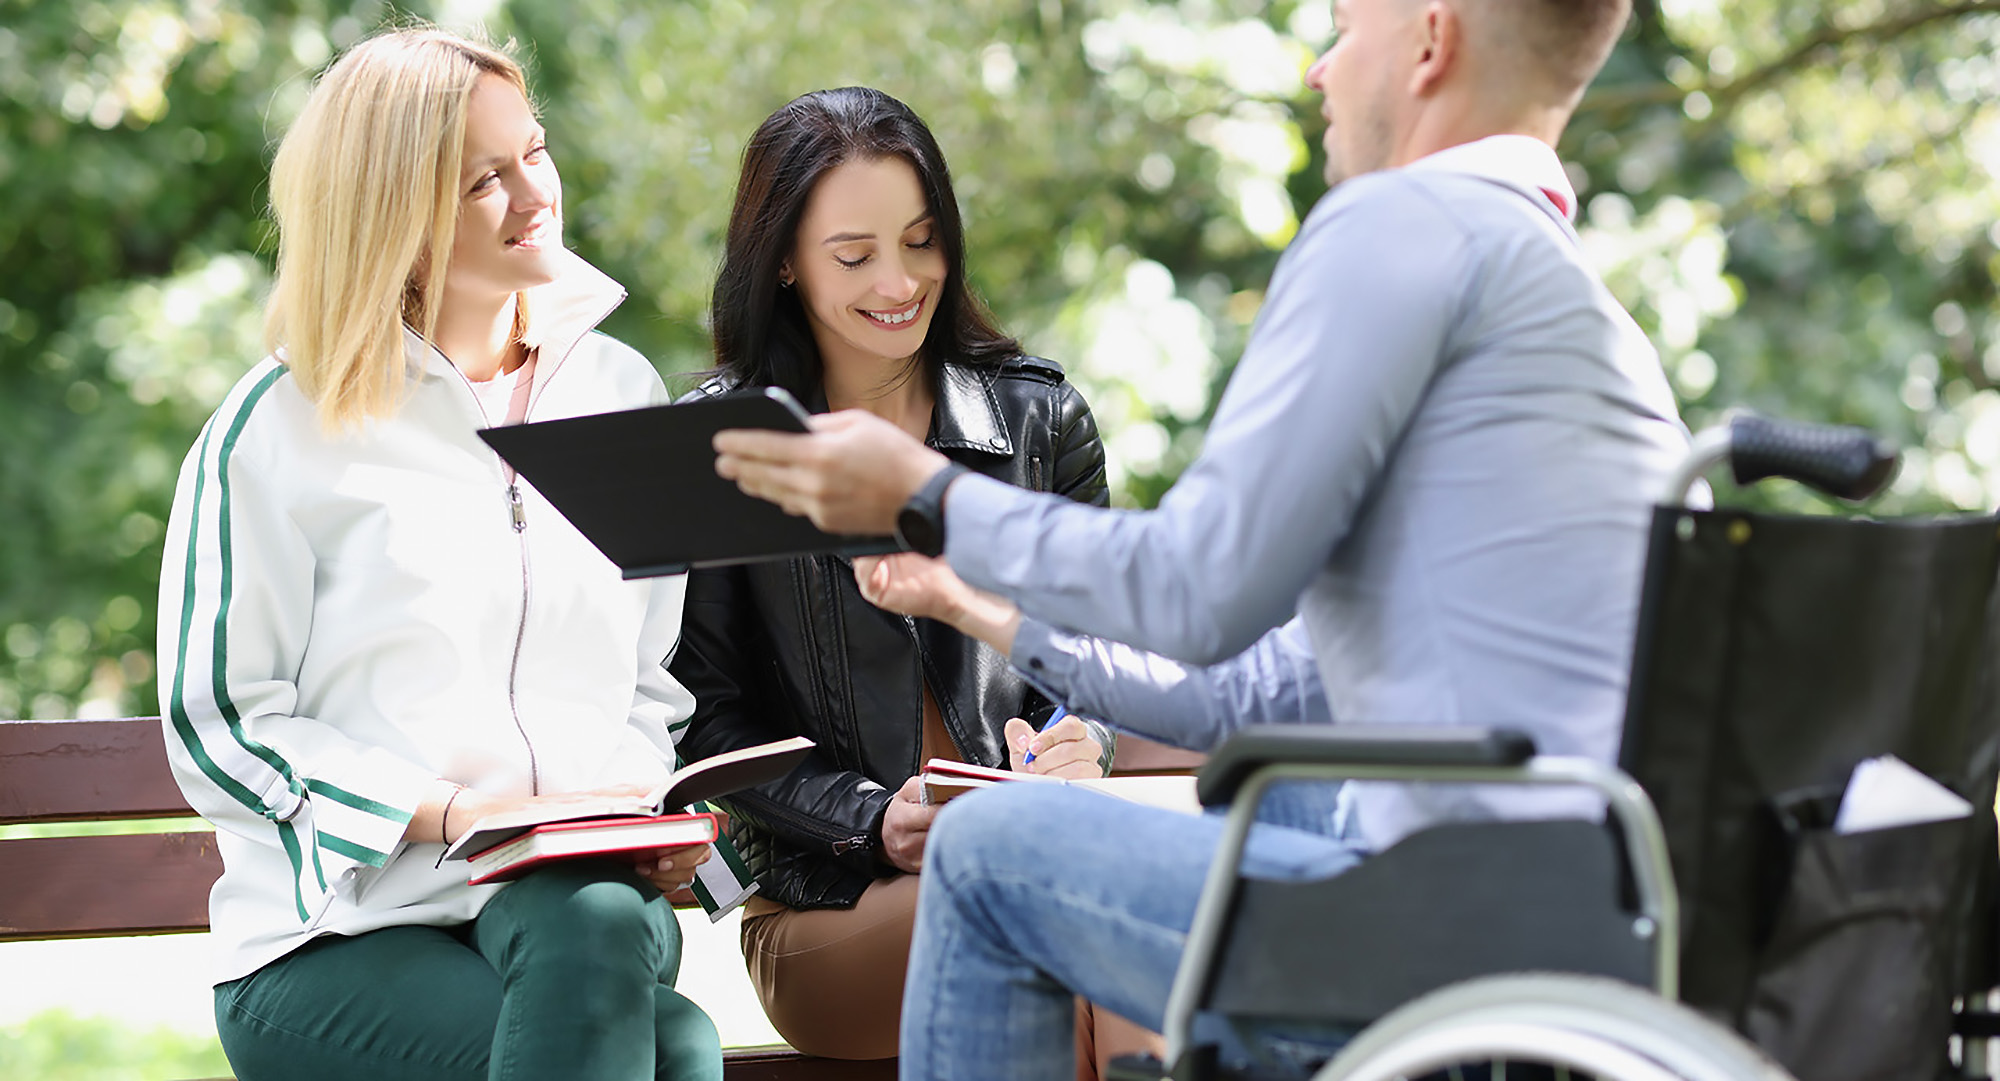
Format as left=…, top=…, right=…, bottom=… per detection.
left=711, top=0, right=2000, bottom=1077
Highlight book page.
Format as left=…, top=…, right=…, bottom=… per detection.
left=917, top=759, right=1200, bottom=815
left=446, top=735, right=815, bottom=861
left=1073, top=775, right=1201, bottom=815
left=443, top=792, right=660, bottom=862
left=652, top=735, right=815, bottom=811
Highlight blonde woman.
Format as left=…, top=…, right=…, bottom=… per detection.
left=156, top=28, right=722, bottom=1081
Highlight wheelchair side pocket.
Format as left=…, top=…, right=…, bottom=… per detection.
left=1743, top=796, right=1969, bottom=1081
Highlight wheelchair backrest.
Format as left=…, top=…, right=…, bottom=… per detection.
left=1618, top=504, right=2000, bottom=1079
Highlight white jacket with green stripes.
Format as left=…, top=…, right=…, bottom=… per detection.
left=156, top=252, right=755, bottom=986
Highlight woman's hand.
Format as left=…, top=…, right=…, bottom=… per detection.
left=854, top=552, right=1023, bottom=654
left=1006, top=715, right=1106, bottom=780
left=854, top=551, right=962, bottom=620
left=416, top=781, right=664, bottom=846
left=878, top=775, right=939, bottom=874
left=631, top=842, right=713, bottom=895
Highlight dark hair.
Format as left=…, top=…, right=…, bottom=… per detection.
left=707, top=87, right=1018, bottom=401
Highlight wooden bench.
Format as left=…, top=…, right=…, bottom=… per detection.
left=0, top=716, right=891, bottom=1080
left=1, top=716, right=1200, bottom=1078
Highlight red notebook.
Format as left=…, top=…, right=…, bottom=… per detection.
left=440, top=734, right=813, bottom=863
left=465, top=811, right=720, bottom=886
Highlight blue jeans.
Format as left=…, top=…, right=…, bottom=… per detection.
left=215, top=861, right=722, bottom=1081
left=900, top=782, right=1364, bottom=1081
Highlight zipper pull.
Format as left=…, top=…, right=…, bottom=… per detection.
left=507, top=484, right=526, bottom=532
left=831, top=834, right=873, bottom=855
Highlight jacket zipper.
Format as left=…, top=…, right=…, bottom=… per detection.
left=445, top=362, right=542, bottom=794
left=435, top=283, right=621, bottom=799
left=739, top=789, right=876, bottom=855
left=901, top=613, right=987, bottom=770
left=507, top=495, right=539, bottom=794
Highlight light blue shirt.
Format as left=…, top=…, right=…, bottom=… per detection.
left=1011, top=616, right=1329, bottom=754
left=948, top=139, right=1689, bottom=851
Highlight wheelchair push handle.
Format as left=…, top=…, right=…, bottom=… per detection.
left=1661, top=412, right=1900, bottom=506
left=1729, top=413, right=1899, bottom=500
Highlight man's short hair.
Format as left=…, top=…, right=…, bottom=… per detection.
left=1467, top=0, right=1632, bottom=102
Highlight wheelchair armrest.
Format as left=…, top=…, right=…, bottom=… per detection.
left=1195, top=724, right=1538, bottom=807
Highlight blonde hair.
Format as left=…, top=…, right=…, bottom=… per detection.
left=264, top=27, right=529, bottom=430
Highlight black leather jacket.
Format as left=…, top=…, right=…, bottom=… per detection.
left=669, top=356, right=1110, bottom=909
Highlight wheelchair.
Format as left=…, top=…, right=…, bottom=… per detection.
left=1114, top=414, right=2000, bottom=1081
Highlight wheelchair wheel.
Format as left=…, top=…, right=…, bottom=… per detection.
left=1312, top=973, right=1793, bottom=1081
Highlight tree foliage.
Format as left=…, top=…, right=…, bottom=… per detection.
left=0, top=1010, right=232, bottom=1080
left=4, top=0, right=1997, bottom=722
left=0, top=0, right=431, bottom=719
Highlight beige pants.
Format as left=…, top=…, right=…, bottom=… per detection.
left=740, top=875, right=1164, bottom=1074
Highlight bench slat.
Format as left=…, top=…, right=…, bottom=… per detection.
left=0, top=831, right=220, bottom=941
left=0, top=718, right=194, bottom=823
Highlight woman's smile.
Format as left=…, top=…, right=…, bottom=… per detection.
left=860, top=295, right=925, bottom=328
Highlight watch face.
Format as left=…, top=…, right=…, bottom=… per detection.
left=895, top=505, right=944, bottom=558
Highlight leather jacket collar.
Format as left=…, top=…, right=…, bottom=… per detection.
left=715, top=358, right=1019, bottom=458
left=931, top=362, right=1014, bottom=457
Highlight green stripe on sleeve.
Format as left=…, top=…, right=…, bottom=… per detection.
left=307, top=779, right=415, bottom=824
left=208, top=367, right=301, bottom=784
left=278, top=821, right=309, bottom=923
left=164, top=366, right=313, bottom=918
left=167, top=365, right=298, bottom=818
left=319, top=832, right=393, bottom=869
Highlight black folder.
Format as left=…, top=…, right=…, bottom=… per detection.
left=478, top=386, right=901, bottom=578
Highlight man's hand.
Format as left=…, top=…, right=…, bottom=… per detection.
left=878, top=775, right=940, bottom=874
left=715, top=410, right=949, bottom=535
left=854, top=552, right=1023, bottom=654
left=1006, top=715, right=1107, bottom=780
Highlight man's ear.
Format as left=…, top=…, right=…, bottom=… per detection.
left=1409, top=1, right=1459, bottom=97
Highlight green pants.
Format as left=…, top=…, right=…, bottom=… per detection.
left=214, top=861, right=723, bottom=1081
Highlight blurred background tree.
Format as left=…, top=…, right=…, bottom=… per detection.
left=4, top=0, right=1997, bottom=726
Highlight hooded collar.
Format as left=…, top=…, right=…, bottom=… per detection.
left=402, top=247, right=628, bottom=401
left=1402, top=134, right=1578, bottom=227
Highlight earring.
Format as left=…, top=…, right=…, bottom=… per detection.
left=779, top=275, right=794, bottom=288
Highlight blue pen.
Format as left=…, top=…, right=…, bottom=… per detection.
left=1020, top=705, right=1069, bottom=766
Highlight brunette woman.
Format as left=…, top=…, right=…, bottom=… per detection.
left=670, top=88, right=1154, bottom=1071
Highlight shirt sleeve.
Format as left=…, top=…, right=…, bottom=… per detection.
left=945, top=178, right=1474, bottom=664
left=1009, top=615, right=1330, bottom=753
left=157, top=382, right=434, bottom=923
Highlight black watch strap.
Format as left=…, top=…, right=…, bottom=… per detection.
left=894, top=462, right=969, bottom=558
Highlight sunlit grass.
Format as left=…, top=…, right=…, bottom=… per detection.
left=0, top=817, right=211, bottom=841
left=0, top=1011, right=230, bottom=1081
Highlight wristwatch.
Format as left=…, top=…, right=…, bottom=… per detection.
left=894, top=463, right=969, bottom=558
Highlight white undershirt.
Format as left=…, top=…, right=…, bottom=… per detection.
left=464, top=364, right=522, bottom=426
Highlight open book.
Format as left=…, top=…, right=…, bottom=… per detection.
left=442, top=735, right=814, bottom=863
left=918, top=759, right=1201, bottom=815
left=466, top=812, right=720, bottom=886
